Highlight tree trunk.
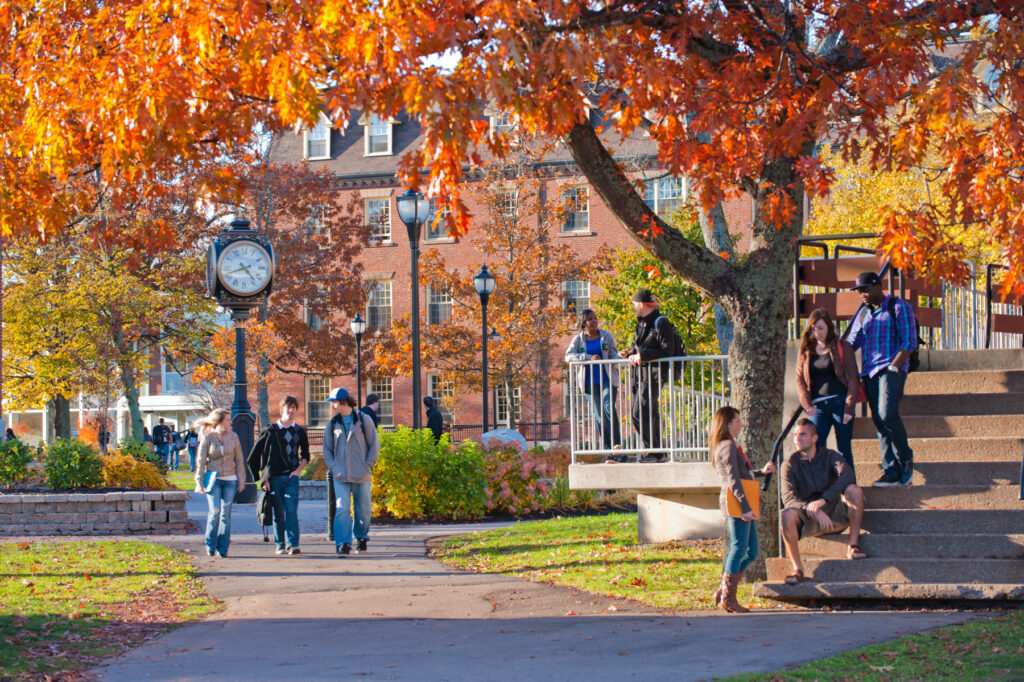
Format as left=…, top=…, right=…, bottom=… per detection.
left=48, top=394, right=72, bottom=440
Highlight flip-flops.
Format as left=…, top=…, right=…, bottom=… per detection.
left=784, top=569, right=805, bottom=585
left=847, top=544, right=867, bottom=560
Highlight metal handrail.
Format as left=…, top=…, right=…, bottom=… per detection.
left=762, top=406, right=804, bottom=556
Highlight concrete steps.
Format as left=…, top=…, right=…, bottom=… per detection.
left=755, top=349, right=1024, bottom=605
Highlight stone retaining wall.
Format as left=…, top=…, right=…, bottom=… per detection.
left=0, top=491, right=190, bottom=536
left=299, top=480, right=328, bottom=500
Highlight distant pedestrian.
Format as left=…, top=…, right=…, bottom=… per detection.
left=710, top=405, right=775, bottom=613
left=846, top=272, right=917, bottom=487
left=619, top=289, right=675, bottom=461
left=194, top=408, right=246, bottom=558
left=247, top=396, right=310, bottom=555
left=424, top=396, right=444, bottom=444
left=565, top=308, right=622, bottom=455
left=360, top=394, right=381, bottom=428
left=186, top=428, right=200, bottom=472
left=143, top=426, right=155, bottom=453
left=5, top=427, right=16, bottom=441
left=153, top=418, right=172, bottom=467
left=324, top=388, right=379, bottom=557
left=170, top=429, right=184, bottom=470
left=796, top=309, right=859, bottom=471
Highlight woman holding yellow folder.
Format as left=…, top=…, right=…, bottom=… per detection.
left=710, top=405, right=775, bottom=612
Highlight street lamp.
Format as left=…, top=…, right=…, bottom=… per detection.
left=396, top=188, right=431, bottom=429
left=473, top=265, right=496, bottom=434
left=350, top=312, right=367, bottom=407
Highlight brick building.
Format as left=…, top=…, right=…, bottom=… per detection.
left=261, top=111, right=754, bottom=434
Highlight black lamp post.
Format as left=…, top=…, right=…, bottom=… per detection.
left=473, top=265, right=496, bottom=434
left=396, top=188, right=431, bottom=429
left=350, top=313, right=367, bottom=407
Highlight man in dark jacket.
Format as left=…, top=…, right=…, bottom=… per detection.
left=360, top=394, right=381, bottom=428
left=152, top=418, right=172, bottom=467
left=247, top=396, right=309, bottom=555
left=620, top=289, right=673, bottom=461
left=424, top=396, right=444, bottom=444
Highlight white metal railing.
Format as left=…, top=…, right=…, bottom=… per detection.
left=567, top=355, right=730, bottom=464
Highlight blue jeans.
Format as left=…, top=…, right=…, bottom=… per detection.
left=808, top=395, right=855, bottom=472
left=333, top=479, right=372, bottom=548
left=170, top=447, right=180, bottom=470
left=205, top=478, right=238, bottom=556
left=156, top=443, right=170, bottom=466
left=724, top=516, right=759, bottom=575
left=586, top=384, right=621, bottom=450
left=269, top=475, right=301, bottom=549
left=187, top=446, right=198, bottom=472
left=864, top=371, right=914, bottom=479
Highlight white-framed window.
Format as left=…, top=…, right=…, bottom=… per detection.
left=428, top=374, right=455, bottom=421
left=493, top=189, right=517, bottom=222
left=369, top=378, right=394, bottom=426
left=306, top=376, right=331, bottom=427
left=366, top=197, right=391, bottom=243
left=560, top=185, right=589, bottom=232
left=495, top=385, right=522, bottom=425
left=562, top=280, right=590, bottom=312
left=364, top=114, right=392, bottom=156
left=427, top=285, right=452, bottom=325
left=304, top=300, right=324, bottom=331
left=642, top=176, right=686, bottom=217
left=367, top=280, right=392, bottom=330
left=426, top=198, right=450, bottom=240
left=305, top=204, right=328, bottom=237
left=492, top=111, right=515, bottom=133
left=304, top=115, right=331, bottom=160
left=161, top=350, right=190, bottom=395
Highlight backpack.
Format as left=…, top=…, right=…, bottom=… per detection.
left=655, top=316, right=686, bottom=383
left=887, top=297, right=924, bottom=373
left=256, top=490, right=274, bottom=543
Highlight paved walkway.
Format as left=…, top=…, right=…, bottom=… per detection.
left=92, top=493, right=980, bottom=681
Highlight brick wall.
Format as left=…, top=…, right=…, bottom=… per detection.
left=0, top=491, right=190, bottom=536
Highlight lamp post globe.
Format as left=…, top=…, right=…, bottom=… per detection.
left=473, top=265, right=496, bottom=435
left=396, top=189, right=432, bottom=429
left=350, top=312, right=367, bottom=407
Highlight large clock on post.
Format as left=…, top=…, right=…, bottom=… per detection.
left=206, top=218, right=275, bottom=503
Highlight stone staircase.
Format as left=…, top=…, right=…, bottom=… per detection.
left=754, top=349, right=1024, bottom=604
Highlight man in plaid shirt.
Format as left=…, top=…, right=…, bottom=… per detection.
left=846, top=272, right=917, bottom=487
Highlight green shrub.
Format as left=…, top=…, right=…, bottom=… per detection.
left=373, top=427, right=487, bottom=520
left=44, top=438, right=104, bottom=489
left=544, top=475, right=573, bottom=509
left=482, top=442, right=550, bottom=515
left=0, top=438, right=34, bottom=487
left=118, top=438, right=167, bottom=473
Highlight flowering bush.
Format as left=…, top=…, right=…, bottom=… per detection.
left=101, top=453, right=170, bottom=489
left=481, top=441, right=550, bottom=515
left=528, top=442, right=572, bottom=477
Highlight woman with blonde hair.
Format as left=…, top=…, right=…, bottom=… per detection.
left=710, top=405, right=775, bottom=612
left=796, top=308, right=860, bottom=470
left=194, top=408, right=246, bottom=558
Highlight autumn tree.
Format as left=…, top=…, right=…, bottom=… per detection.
left=4, top=1, right=1023, bottom=553
left=191, top=135, right=369, bottom=427
left=373, top=157, right=610, bottom=428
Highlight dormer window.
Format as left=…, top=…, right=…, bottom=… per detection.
left=364, top=114, right=393, bottom=156
left=492, top=111, right=515, bottom=133
left=304, top=115, right=331, bottom=160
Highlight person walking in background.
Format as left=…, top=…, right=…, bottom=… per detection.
left=170, top=428, right=183, bottom=470
left=143, top=426, right=155, bottom=453
left=565, top=308, right=622, bottom=455
left=424, top=396, right=444, bottom=444
left=5, top=427, right=16, bottom=441
left=194, top=408, right=246, bottom=558
left=360, top=394, right=381, bottom=428
left=847, top=272, right=917, bottom=487
left=323, top=388, right=380, bottom=557
left=186, top=428, right=200, bottom=472
left=153, top=418, right=172, bottom=467
left=710, top=405, right=775, bottom=613
left=796, top=309, right=859, bottom=472
left=620, top=289, right=673, bottom=461
left=248, top=396, right=310, bottom=555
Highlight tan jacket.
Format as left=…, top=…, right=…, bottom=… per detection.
left=195, top=430, right=246, bottom=486
left=796, top=339, right=860, bottom=418
left=714, top=440, right=759, bottom=517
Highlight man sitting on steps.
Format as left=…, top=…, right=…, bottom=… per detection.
left=780, top=418, right=866, bottom=585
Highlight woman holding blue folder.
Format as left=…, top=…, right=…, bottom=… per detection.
left=194, top=408, right=246, bottom=558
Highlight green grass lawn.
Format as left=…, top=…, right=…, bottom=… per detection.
left=165, top=468, right=195, bottom=491
left=0, top=539, right=220, bottom=678
left=433, top=512, right=778, bottom=611
left=728, top=608, right=1024, bottom=681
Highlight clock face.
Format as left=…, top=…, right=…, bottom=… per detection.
left=217, top=241, right=272, bottom=296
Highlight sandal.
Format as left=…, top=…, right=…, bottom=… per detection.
left=847, top=544, right=867, bottom=560
left=784, top=569, right=805, bottom=585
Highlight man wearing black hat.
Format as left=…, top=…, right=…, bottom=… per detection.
left=847, top=272, right=917, bottom=487
left=619, top=289, right=675, bottom=461
left=424, top=396, right=444, bottom=444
